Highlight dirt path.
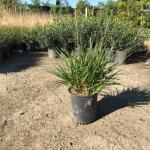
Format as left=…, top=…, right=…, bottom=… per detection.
left=0, top=52, right=150, bottom=150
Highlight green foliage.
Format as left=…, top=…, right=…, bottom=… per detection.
left=43, top=0, right=50, bottom=7
left=0, top=26, right=13, bottom=47
left=31, top=0, right=40, bottom=6
left=36, top=19, right=76, bottom=51
left=55, top=0, right=61, bottom=13
left=0, top=0, right=20, bottom=9
left=101, top=17, right=146, bottom=53
left=58, top=20, right=76, bottom=51
left=20, top=27, right=39, bottom=44
left=31, top=0, right=41, bottom=12
left=76, top=0, right=92, bottom=16
left=76, top=17, right=102, bottom=50
left=36, top=24, right=63, bottom=50
left=51, top=47, right=119, bottom=95
left=0, top=26, right=40, bottom=52
left=76, top=0, right=87, bottom=14
left=76, top=15, right=145, bottom=53
left=37, top=15, right=146, bottom=55
left=102, top=0, right=150, bottom=27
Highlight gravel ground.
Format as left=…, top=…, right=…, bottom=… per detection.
left=0, top=52, right=150, bottom=150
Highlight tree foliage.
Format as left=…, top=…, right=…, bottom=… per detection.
left=0, top=0, right=20, bottom=9
left=103, top=0, right=150, bottom=27
left=43, top=0, right=50, bottom=7
left=31, top=0, right=40, bottom=6
left=76, top=0, right=92, bottom=16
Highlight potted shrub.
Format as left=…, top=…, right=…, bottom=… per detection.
left=77, top=18, right=102, bottom=51
left=36, top=25, right=63, bottom=58
left=58, top=20, right=76, bottom=54
left=103, top=19, right=146, bottom=64
left=51, top=47, right=119, bottom=124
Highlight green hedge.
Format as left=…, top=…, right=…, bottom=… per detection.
left=36, top=16, right=146, bottom=54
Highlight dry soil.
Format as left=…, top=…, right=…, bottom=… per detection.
left=0, top=52, right=150, bottom=150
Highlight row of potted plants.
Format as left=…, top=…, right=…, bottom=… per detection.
left=0, top=25, right=41, bottom=63
left=0, top=14, right=147, bottom=64
left=37, top=16, right=146, bottom=63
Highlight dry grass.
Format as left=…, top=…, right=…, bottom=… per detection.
left=0, top=9, right=54, bottom=28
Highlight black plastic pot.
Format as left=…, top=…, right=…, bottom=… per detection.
left=0, top=49, right=3, bottom=64
left=114, top=50, right=126, bottom=64
left=3, top=46, right=11, bottom=58
left=69, top=88, right=97, bottom=124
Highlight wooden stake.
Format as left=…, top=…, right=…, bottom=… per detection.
left=85, top=7, right=87, bottom=19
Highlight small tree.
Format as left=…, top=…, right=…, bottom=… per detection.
left=31, top=0, right=40, bottom=6
left=76, top=0, right=87, bottom=15
left=31, top=0, right=41, bottom=11
left=43, top=0, right=50, bottom=7
left=76, top=0, right=92, bottom=16
left=102, top=0, right=150, bottom=26
left=55, top=0, right=61, bottom=13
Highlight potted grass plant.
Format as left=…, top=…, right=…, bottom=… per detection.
left=51, top=47, right=120, bottom=124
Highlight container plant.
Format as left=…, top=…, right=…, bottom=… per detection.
left=76, top=17, right=102, bottom=51
left=106, top=20, right=146, bottom=64
left=51, top=47, right=120, bottom=124
left=36, top=24, right=63, bottom=54
left=37, top=19, right=76, bottom=57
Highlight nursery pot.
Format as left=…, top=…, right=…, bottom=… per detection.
left=26, top=41, right=35, bottom=52
left=69, top=88, right=97, bottom=124
left=114, top=50, right=126, bottom=64
left=0, top=48, right=3, bottom=63
left=3, top=46, right=10, bottom=58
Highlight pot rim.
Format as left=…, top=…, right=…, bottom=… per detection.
left=68, top=87, right=97, bottom=98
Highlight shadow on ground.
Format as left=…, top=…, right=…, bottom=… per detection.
left=97, top=88, right=150, bottom=119
left=0, top=52, right=47, bottom=74
left=126, top=50, right=150, bottom=64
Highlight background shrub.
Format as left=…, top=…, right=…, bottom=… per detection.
left=77, top=17, right=102, bottom=50
left=58, top=19, right=76, bottom=52
left=36, top=24, right=62, bottom=50
left=102, top=19, right=146, bottom=53
left=36, top=19, right=76, bottom=53
left=35, top=15, right=147, bottom=55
